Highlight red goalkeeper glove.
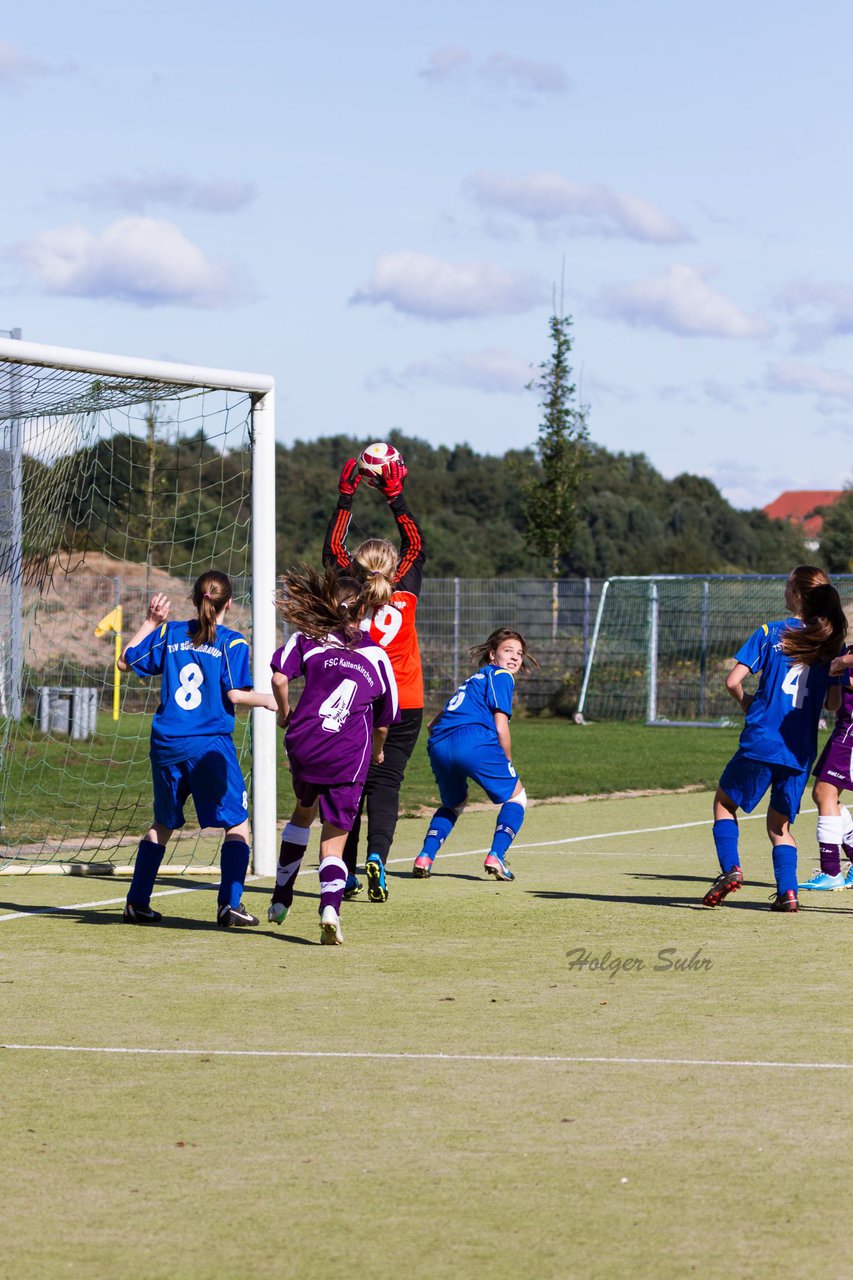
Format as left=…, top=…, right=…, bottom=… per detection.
left=379, top=459, right=407, bottom=501
left=338, top=458, right=362, bottom=498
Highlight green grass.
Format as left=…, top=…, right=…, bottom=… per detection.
left=2, top=790, right=851, bottom=1279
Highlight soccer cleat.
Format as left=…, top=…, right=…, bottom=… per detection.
left=365, top=853, right=388, bottom=903
left=484, top=852, right=515, bottom=882
left=267, top=901, right=290, bottom=925
left=217, top=901, right=259, bottom=928
left=845, top=862, right=853, bottom=889
left=701, top=866, right=744, bottom=908
left=343, top=874, right=363, bottom=900
left=797, top=869, right=846, bottom=891
left=769, top=890, right=800, bottom=913
left=412, top=854, right=433, bottom=878
left=320, top=905, right=344, bottom=945
left=123, top=900, right=163, bottom=924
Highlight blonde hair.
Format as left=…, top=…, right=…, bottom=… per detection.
left=782, top=565, right=846, bottom=666
left=191, top=571, right=232, bottom=646
left=275, top=565, right=366, bottom=646
left=353, top=538, right=396, bottom=610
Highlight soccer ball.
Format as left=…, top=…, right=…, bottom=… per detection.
left=358, top=441, right=403, bottom=488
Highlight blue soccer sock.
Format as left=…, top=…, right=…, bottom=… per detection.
left=712, top=819, right=740, bottom=874
left=490, top=800, right=526, bottom=860
left=127, top=839, right=166, bottom=908
left=419, top=806, right=459, bottom=861
left=219, top=839, right=251, bottom=908
left=772, top=843, right=798, bottom=896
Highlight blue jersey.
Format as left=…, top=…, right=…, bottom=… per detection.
left=125, top=619, right=252, bottom=763
left=734, top=617, right=831, bottom=771
left=429, top=663, right=515, bottom=744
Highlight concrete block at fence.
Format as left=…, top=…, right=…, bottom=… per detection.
left=37, top=686, right=98, bottom=738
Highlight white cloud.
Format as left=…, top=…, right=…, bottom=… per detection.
left=766, top=359, right=853, bottom=403
left=479, top=54, right=569, bottom=95
left=368, top=347, right=531, bottom=394
left=419, top=47, right=568, bottom=96
left=15, top=217, right=251, bottom=308
left=0, top=42, right=56, bottom=90
left=777, top=280, right=853, bottom=348
left=64, top=174, right=256, bottom=214
left=597, top=264, right=771, bottom=338
left=466, top=171, right=689, bottom=244
left=418, top=45, right=471, bottom=84
left=351, top=251, right=546, bottom=320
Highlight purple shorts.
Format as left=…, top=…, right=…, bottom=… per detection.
left=290, top=767, right=364, bottom=832
left=813, top=732, right=853, bottom=790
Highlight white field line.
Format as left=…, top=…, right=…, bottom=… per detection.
left=0, top=1043, right=850, bottom=1071
left=0, top=807, right=818, bottom=924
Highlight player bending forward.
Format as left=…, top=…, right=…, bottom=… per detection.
left=413, top=628, right=537, bottom=883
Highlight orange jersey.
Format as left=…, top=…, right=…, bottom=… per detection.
left=367, top=589, right=423, bottom=709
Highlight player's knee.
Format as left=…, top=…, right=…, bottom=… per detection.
left=510, top=787, right=527, bottom=810
left=452, top=798, right=468, bottom=819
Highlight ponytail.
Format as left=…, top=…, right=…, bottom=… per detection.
left=782, top=566, right=846, bottom=665
left=275, top=565, right=367, bottom=646
left=353, top=538, right=396, bottom=610
left=191, top=570, right=232, bottom=646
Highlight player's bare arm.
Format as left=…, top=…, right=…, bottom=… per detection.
left=227, top=688, right=277, bottom=712
left=725, top=662, right=754, bottom=712
left=117, top=592, right=171, bottom=670
left=271, top=670, right=291, bottom=727
left=494, top=710, right=512, bottom=761
left=371, top=725, right=388, bottom=764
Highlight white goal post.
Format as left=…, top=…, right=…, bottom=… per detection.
left=0, top=336, right=278, bottom=876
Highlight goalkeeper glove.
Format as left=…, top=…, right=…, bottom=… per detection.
left=379, top=459, right=408, bottom=501
left=338, top=458, right=362, bottom=497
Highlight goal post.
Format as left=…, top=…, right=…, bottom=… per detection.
left=0, top=336, right=277, bottom=875
left=575, top=573, right=853, bottom=726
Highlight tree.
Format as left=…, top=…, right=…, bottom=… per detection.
left=522, top=312, right=590, bottom=578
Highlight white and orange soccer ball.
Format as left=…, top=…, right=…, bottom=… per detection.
left=357, top=441, right=403, bottom=488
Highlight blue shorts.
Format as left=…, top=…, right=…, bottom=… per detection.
left=151, top=737, right=248, bottom=830
left=427, top=724, right=518, bottom=807
left=719, top=750, right=808, bottom=822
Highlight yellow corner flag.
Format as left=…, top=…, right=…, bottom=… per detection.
left=94, top=606, right=122, bottom=637
left=94, top=605, right=123, bottom=720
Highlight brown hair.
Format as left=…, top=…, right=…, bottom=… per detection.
left=353, top=538, right=397, bottom=610
left=781, top=565, right=847, bottom=665
left=275, top=565, right=366, bottom=646
left=469, top=627, right=539, bottom=673
left=191, top=570, right=232, bottom=646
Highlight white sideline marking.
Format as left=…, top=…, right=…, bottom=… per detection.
left=0, top=1043, right=850, bottom=1071
left=0, top=807, right=819, bottom=923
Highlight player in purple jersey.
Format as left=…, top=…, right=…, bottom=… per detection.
left=412, top=628, right=538, bottom=883
left=118, top=571, right=277, bottom=927
left=267, top=567, right=398, bottom=945
left=702, top=566, right=846, bottom=913
left=799, top=645, right=853, bottom=890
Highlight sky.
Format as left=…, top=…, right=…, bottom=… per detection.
left=3, top=0, right=853, bottom=510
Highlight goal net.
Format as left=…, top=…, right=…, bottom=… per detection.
left=0, top=338, right=277, bottom=874
left=576, top=573, right=853, bottom=725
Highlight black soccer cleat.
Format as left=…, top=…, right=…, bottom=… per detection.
left=123, top=900, right=163, bottom=924
left=769, top=890, right=800, bottom=913
left=217, top=901, right=259, bottom=928
left=702, top=866, right=744, bottom=908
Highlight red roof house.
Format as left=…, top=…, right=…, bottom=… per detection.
left=763, top=490, right=844, bottom=538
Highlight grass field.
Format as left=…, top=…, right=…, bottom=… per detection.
left=3, top=787, right=852, bottom=1280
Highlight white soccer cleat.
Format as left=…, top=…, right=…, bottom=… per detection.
left=320, top=905, right=344, bottom=945
left=267, top=901, right=290, bottom=925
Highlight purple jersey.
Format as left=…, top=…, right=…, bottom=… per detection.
left=271, top=630, right=398, bottom=785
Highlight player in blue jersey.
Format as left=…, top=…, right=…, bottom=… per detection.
left=702, top=566, right=846, bottom=913
left=118, top=571, right=277, bottom=927
left=267, top=566, right=398, bottom=945
left=412, top=628, right=538, bottom=883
